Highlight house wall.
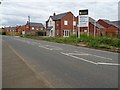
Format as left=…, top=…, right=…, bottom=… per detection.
left=79, top=23, right=98, bottom=36
left=97, top=20, right=119, bottom=37
left=47, top=17, right=55, bottom=37
left=105, top=25, right=119, bottom=37
left=17, top=24, right=45, bottom=35
left=60, top=12, right=77, bottom=37
left=55, top=20, right=61, bottom=37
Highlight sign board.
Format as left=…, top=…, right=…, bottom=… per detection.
left=79, top=9, right=89, bottom=27
left=79, top=9, right=88, bottom=15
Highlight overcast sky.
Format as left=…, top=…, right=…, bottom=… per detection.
left=0, top=0, right=119, bottom=27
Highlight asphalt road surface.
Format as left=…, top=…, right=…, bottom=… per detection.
left=2, top=36, right=119, bottom=88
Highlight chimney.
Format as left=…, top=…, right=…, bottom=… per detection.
left=53, top=13, right=56, bottom=16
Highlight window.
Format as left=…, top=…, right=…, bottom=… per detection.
left=64, top=20, right=68, bottom=25
left=84, top=30, right=87, bottom=32
left=63, top=30, right=69, bottom=37
left=41, top=28, right=43, bottom=30
left=73, top=21, right=76, bottom=26
left=32, top=27, right=34, bottom=30
left=26, top=26, right=29, bottom=28
left=50, top=21, right=52, bottom=25
left=36, top=28, right=39, bottom=31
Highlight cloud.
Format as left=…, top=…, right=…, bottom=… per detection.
left=0, top=0, right=119, bottom=27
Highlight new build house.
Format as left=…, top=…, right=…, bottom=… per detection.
left=4, top=26, right=18, bottom=35
left=79, top=17, right=105, bottom=36
left=97, top=19, right=119, bottom=37
left=17, top=22, right=45, bottom=35
left=46, top=11, right=106, bottom=37
left=46, top=11, right=78, bottom=37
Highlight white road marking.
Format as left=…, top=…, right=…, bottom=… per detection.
left=67, top=53, right=89, bottom=56
left=97, top=62, right=120, bottom=66
left=89, top=54, right=112, bottom=60
left=39, top=45, right=62, bottom=51
left=74, top=51, right=112, bottom=60
left=39, top=45, right=53, bottom=50
left=61, top=52, right=119, bottom=66
left=61, top=52, right=97, bottom=65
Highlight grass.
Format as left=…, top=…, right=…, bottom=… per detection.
left=24, top=34, right=120, bottom=52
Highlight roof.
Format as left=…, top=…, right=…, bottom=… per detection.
left=51, top=12, right=69, bottom=20
left=4, top=27, right=17, bottom=30
left=100, top=19, right=119, bottom=28
left=101, top=19, right=113, bottom=25
left=90, top=22, right=105, bottom=29
left=27, top=22, right=44, bottom=28
left=89, top=17, right=104, bottom=29
left=111, top=21, right=120, bottom=28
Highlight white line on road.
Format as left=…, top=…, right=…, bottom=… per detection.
left=39, top=45, right=53, bottom=50
left=61, top=52, right=119, bottom=66
left=39, top=45, right=62, bottom=51
left=89, top=54, right=112, bottom=60
left=67, top=53, right=89, bottom=56
left=97, top=62, right=120, bottom=66
left=61, top=52, right=98, bottom=65
left=74, top=51, right=112, bottom=60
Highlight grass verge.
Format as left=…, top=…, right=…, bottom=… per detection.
left=23, top=34, right=120, bottom=53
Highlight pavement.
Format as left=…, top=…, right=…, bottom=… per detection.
left=2, top=36, right=119, bottom=88
left=2, top=39, right=50, bottom=88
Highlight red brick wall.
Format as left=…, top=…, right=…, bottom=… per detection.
left=79, top=23, right=98, bottom=36
left=55, top=20, right=61, bottom=37
left=97, top=20, right=119, bottom=37
left=97, top=20, right=110, bottom=28
left=46, top=12, right=78, bottom=37
left=17, top=25, right=44, bottom=35
left=60, top=12, right=77, bottom=37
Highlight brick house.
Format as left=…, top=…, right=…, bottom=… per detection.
left=79, top=17, right=105, bottom=36
left=97, top=19, right=119, bottom=37
left=46, top=11, right=78, bottom=37
left=4, top=26, right=19, bottom=35
left=17, top=22, right=45, bottom=35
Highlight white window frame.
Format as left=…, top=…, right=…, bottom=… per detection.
left=84, top=30, right=87, bottom=32
left=31, top=27, right=34, bottom=30
left=36, top=28, right=39, bottom=31
left=64, top=20, right=68, bottom=25
left=73, top=21, right=76, bottom=26
left=63, top=30, right=69, bottom=37
left=57, top=24, right=59, bottom=26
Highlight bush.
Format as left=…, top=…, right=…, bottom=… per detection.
left=0, top=32, right=6, bottom=35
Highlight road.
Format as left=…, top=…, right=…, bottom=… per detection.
left=2, top=36, right=119, bottom=88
